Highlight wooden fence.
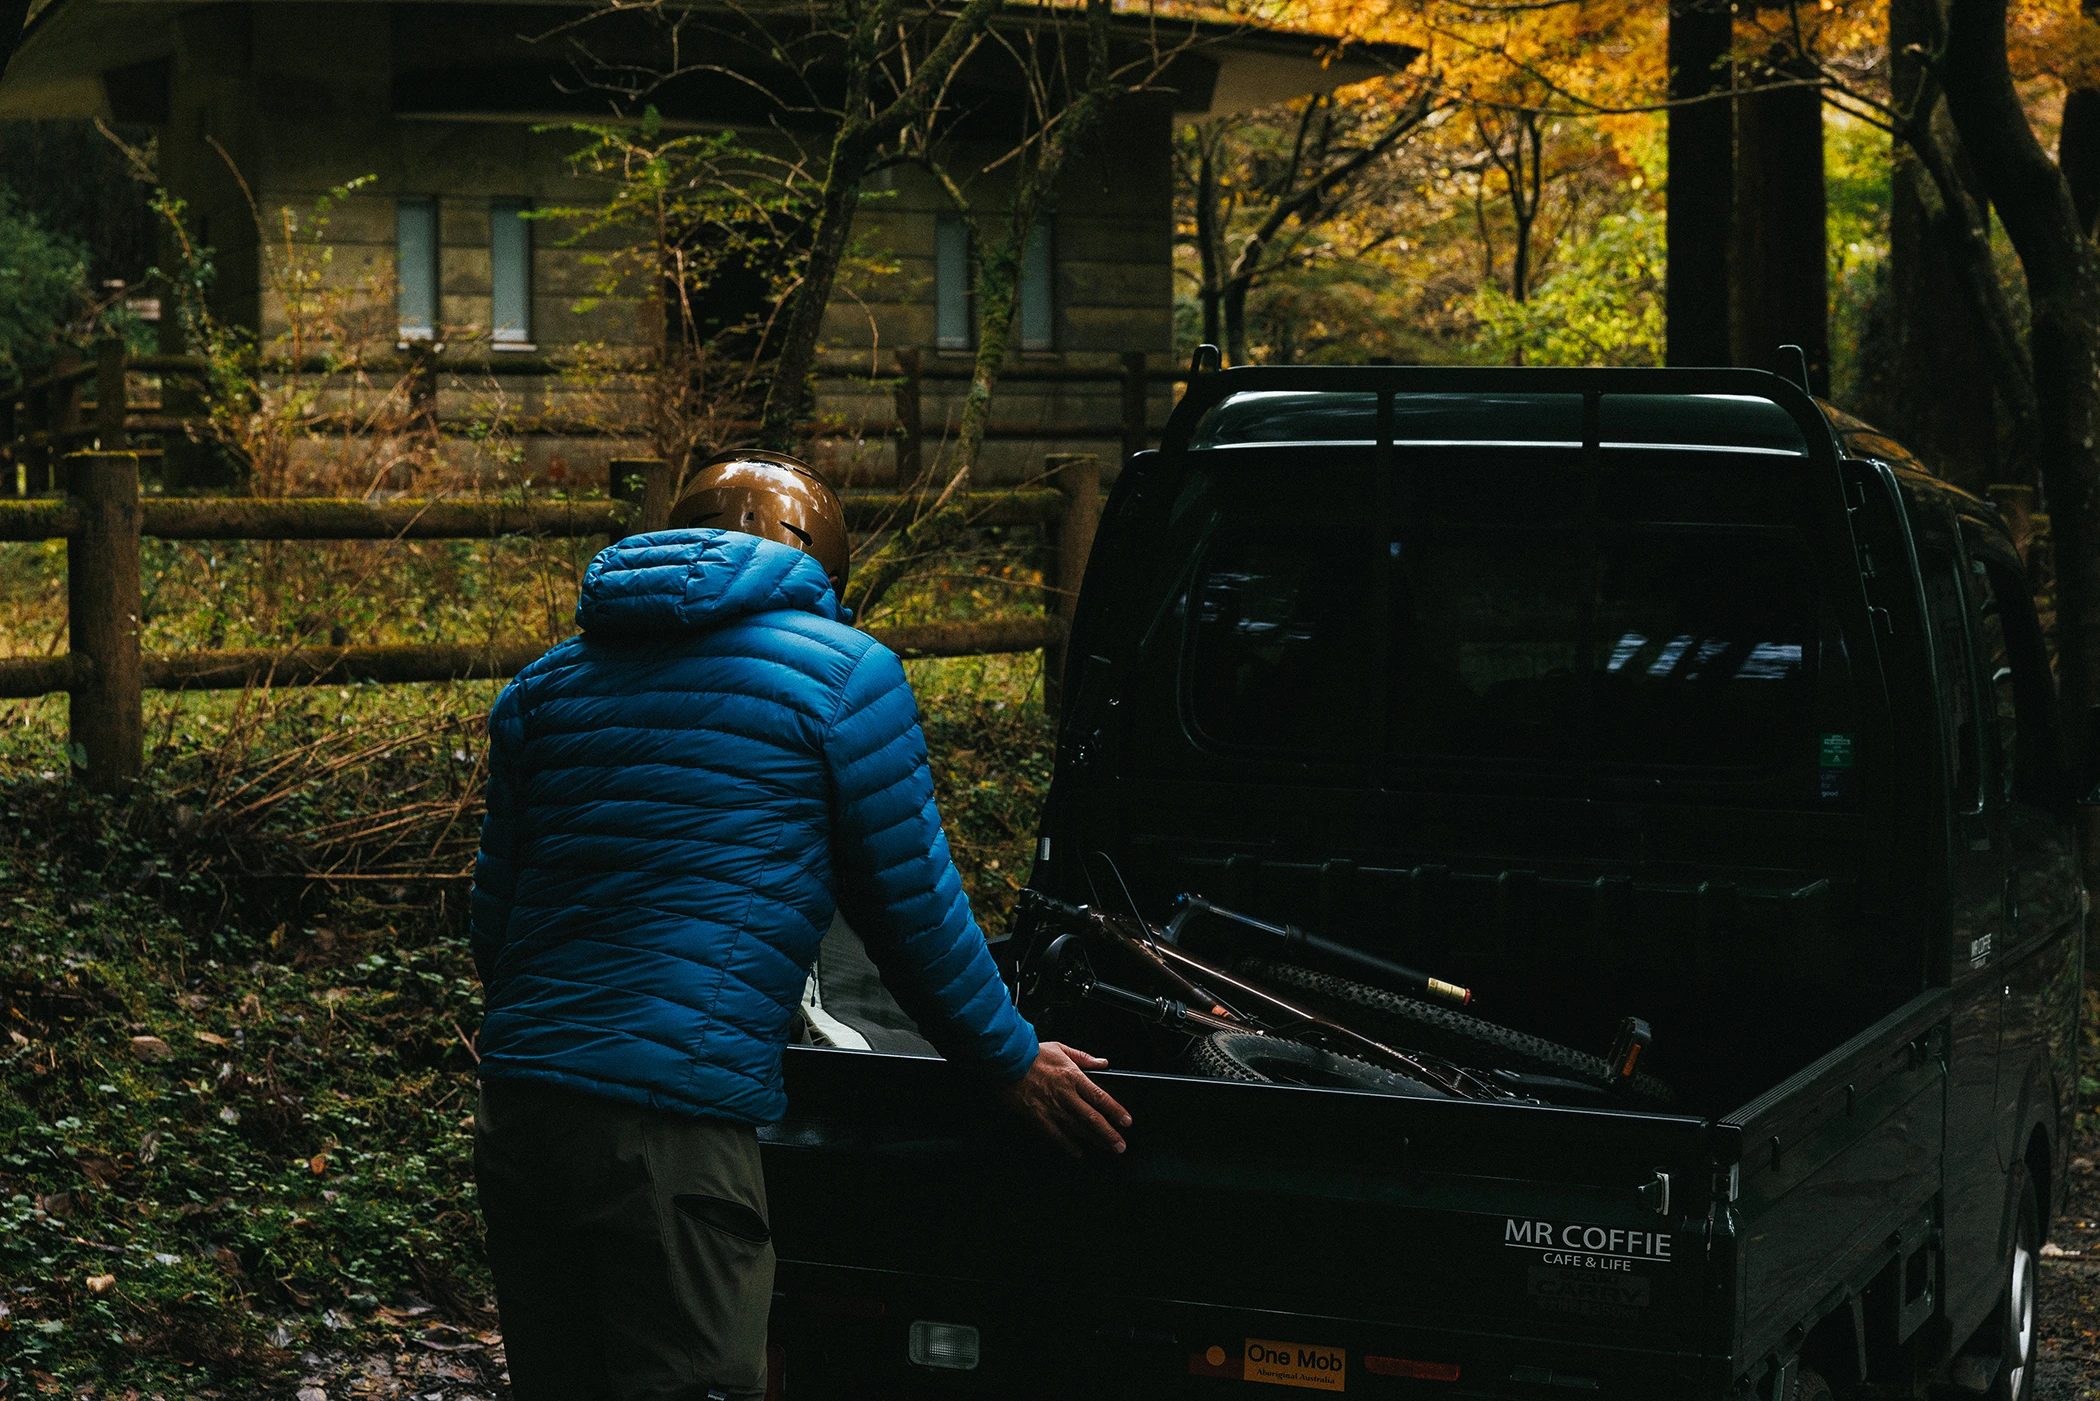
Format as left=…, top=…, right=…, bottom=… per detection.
left=1, top=340, right=1185, bottom=491
left=0, top=452, right=1102, bottom=792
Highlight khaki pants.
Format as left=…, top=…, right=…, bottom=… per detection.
left=474, top=1080, right=774, bottom=1401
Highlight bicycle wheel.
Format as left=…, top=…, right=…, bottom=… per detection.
left=1188, top=1031, right=1447, bottom=1098
left=1239, top=960, right=1676, bottom=1107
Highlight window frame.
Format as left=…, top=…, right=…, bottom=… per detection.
left=395, top=196, right=439, bottom=344
left=489, top=198, right=534, bottom=350
left=934, top=215, right=972, bottom=351
left=1017, top=217, right=1055, bottom=352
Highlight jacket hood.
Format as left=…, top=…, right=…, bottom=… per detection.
left=575, top=529, right=848, bottom=638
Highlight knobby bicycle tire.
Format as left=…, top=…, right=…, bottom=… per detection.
left=1239, top=960, right=1676, bottom=1107
left=1187, top=1030, right=1446, bottom=1098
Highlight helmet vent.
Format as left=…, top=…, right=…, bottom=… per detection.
left=782, top=522, right=813, bottom=545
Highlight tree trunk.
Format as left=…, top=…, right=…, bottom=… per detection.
left=1876, top=0, right=2003, bottom=494
left=1942, top=0, right=2100, bottom=750
left=2060, top=88, right=2100, bottom=237
left=1665, top=0, right=1733, bottom=367
left=1194, top=126, right=1225, bottom=350
left=758, top=161, right=866, bottom=450
left=1732, top=57, right=1829, bottom=391
left=1221, top=270, right=1253, bottom=366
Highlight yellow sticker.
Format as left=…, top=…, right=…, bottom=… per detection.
left=1243, top=1338, right=1346, bottom=1391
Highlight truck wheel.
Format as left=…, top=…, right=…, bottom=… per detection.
left=1986, top=1164, right=2042, bottom=1401
left=1188, top=1031, right=1446, bottom=1098
left=1242, top=960, right=1676, bottom=1107
left=1789, top=1364, right=1834, bottom=1401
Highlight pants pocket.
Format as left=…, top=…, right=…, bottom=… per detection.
left=673, top=1192, right=770, bottom=1245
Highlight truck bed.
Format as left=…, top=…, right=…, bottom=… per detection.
left=760, top=989, right=1947, bottom=1399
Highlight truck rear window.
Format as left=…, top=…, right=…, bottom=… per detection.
left=1179, top=468, right=1828, bottom=778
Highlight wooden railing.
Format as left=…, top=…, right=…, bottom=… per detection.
left=0, top=340, right=1185, bottom=492
left=0, top=452, right=1103, bottom=791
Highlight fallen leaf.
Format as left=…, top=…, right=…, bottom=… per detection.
left=239, top=993, right=262, bottom=1019
left=8, top=1030, right=27, bottom=1047
left=309, top=1153, right=327, bottom=1176
left=129, top=1035, right=171, bottom=1060
left=193, top=1031, right=228, bottom=1047
left=85, top=1274, right=114, bottom=1294
left=415, top=1322, right=481, bottom=1351
left=78, top=1158, right=120, bottom=1188
left=296, top=1389, right=327, bottom=1401
left=35, top=1192, right=71, bottom=1218
left=137, top=1130, right=161, bottom=1164
left=2043, top=1241, right=2080, bottom=1257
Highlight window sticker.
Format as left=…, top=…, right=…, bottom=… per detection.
left=1819, top=732, right=1857, bottom=803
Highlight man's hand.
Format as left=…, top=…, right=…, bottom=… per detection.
left=1000, top=1042, right=1132, bottom=1158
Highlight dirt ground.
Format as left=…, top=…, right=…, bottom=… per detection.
left=275, top=1123, right=2100, bottom=1401
left=2039, top=1118, right=2100, bottom=1401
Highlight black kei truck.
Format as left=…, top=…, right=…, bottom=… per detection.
left=760, top=366, right=2086, bottom=1401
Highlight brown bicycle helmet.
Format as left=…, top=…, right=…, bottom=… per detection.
left=666, top=449, right=850, bottom=591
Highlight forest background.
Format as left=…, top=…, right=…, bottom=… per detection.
left=1, top=0, right=2099, bottom=1394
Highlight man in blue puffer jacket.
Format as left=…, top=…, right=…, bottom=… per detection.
left=469, top=451, right=1130, bottom=1401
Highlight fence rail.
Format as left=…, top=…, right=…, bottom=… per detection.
left=2, top=340, right=1184, bottom=492
left=0, top=452, right=1101, bottom=790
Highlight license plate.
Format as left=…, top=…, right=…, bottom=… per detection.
left=1189, top=1339, right=1347, bottom=1391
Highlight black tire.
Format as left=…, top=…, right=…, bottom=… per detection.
left=1789, top=1363, right=1834, bottom=1401
left=1985, top=1163, right=2042, bottom=1401
left=1239, top=960, right=1676, bottom=1107
left=1188, top=1031, right=1446, bottom=1099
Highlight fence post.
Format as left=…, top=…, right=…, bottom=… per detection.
left=68, top=452, right=144, bottom=791
left=45, top=349, right=81, bottom=495
left=1042, top=452, right=1101, bottom=716
left=894, top=348, right=923, bottom=488
left=96, top=338, right=128, bottom=451
left=1120, top=350, right=1148, bottom=470
left=1, top=389, right=15, bottom=496
left=610, top=457, right=675, bottom=533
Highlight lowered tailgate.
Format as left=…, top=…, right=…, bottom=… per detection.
left=762, top=1046, right=1730, bottom=1398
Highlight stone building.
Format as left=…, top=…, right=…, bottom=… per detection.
left=1, top=1, right=1404, bottom=485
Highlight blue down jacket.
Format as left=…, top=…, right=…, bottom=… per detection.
left=468, top=529, right=1039, bottom=1124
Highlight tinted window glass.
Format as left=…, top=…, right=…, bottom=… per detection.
left=1598, top=394, right=1809, bottom=456
left=1166, top=456, right=1841, bottom=789
left=1188, top=524, right=1380, bottom=751
left=1189, top=392, right=1379, bottom=448
left=1592, top=534, right=1815, bottom=767
left=1921, top=548, right=1985, bottom=813
left=1188, top=392, right=1582, bottom=450
left=1391, top=537, right=1585, bottom=760
left=1965, top=552, right=2018, bottom=801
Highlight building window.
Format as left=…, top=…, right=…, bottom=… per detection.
left=935, top=216, right=970, bottom=350
left=1019, top=218, right=1053, bottom=352
left=396, top=197, right=438, bottom=342
left=490, top=199, right=532, bottom=348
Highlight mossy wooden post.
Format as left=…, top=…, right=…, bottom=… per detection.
left=95, top=339, right=128, bottom=451
left=1043, top=452, right=1101, bottom=716
left=610, top=457, right=674, bottom=533
left=894, top=348, right=923, bottom=487
left=1, top=388, right=15, bottom=497
left=69, top=452, right=143, bottom=790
